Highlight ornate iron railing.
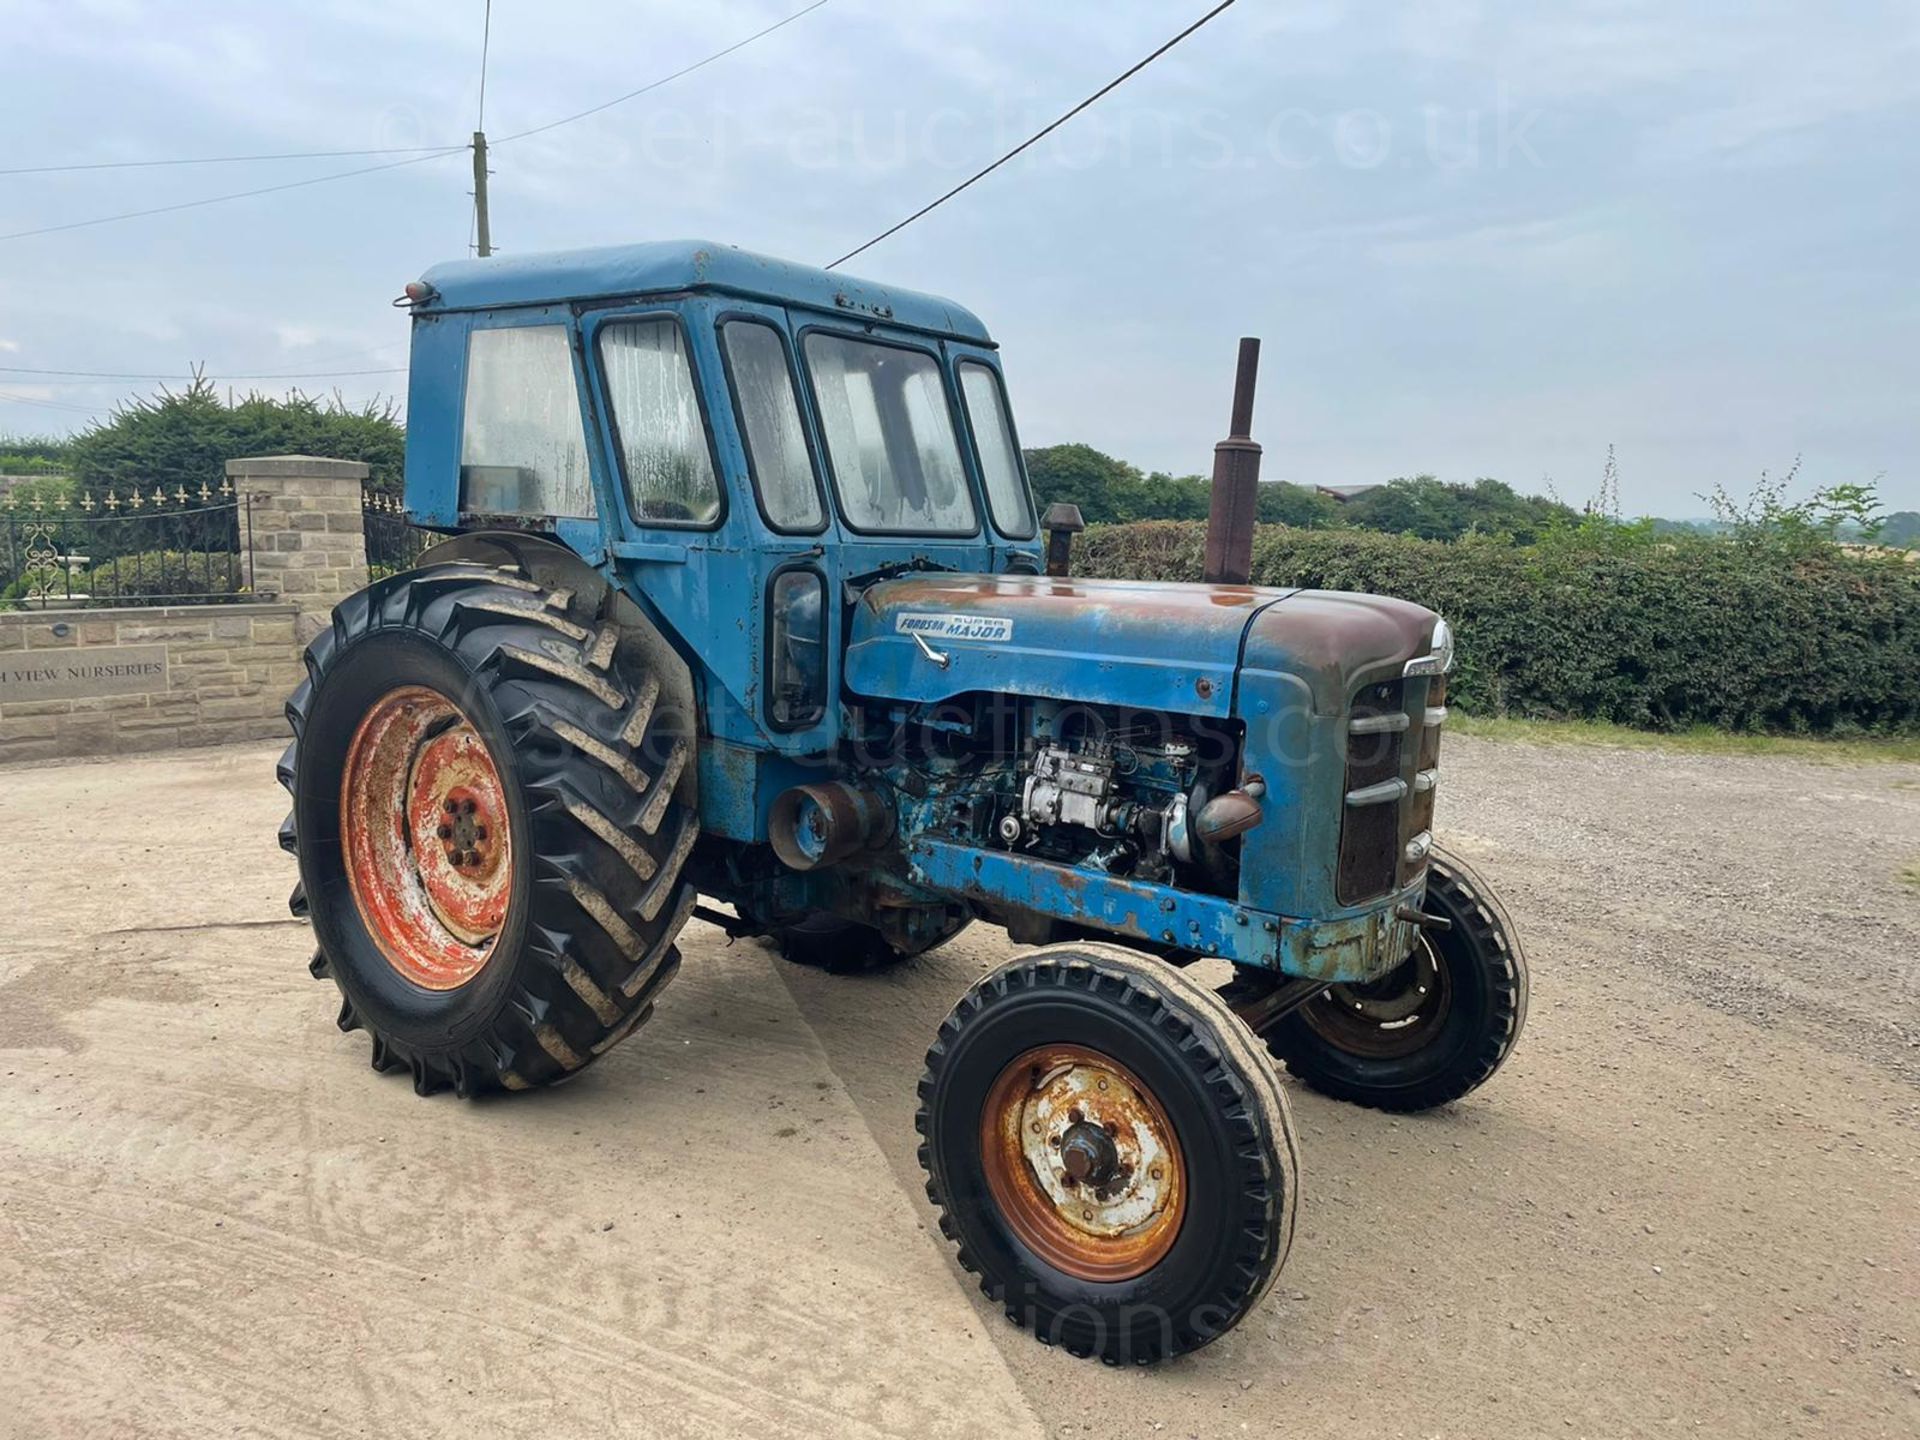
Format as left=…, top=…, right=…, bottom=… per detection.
left=0, top=481, right=257, bottom=609
left=362, top=490, right=435, bottom=578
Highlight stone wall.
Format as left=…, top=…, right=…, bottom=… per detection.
left=0, top=450, right=378, bottom=764
left=0, top=603, right=304, bottom=763
left=230, top=454, right=370, bottom=646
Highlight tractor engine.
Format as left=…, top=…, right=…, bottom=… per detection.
left=1002, top=736, right=1197, bottom=877
left=896, top=703, right=1252, bottom=895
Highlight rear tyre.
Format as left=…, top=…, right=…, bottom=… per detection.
left=1262, top=845, right=1528, bottom=1113
left=917, top=943, right=1299, bottom=1364
left=277, top=561, right=698, bottom=1097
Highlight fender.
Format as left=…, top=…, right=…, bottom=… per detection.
left=413, top=530, right=700, bottom=811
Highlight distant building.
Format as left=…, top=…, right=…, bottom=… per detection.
left=1314, top=483, right=1381, bottom=502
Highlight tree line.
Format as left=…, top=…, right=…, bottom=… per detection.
left=1029, top=441, right=1598, bottom=544
left=1024, top=442, right=1912, bottom=549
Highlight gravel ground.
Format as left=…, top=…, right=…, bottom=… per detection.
left=1, top=734, right=1915, bottom=1438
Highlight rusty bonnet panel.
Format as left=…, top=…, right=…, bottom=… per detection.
left=1241, top=590, right=1439, bottom=717
left=844, top=573, right=1298, bottom=718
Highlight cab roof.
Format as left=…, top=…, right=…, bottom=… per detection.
left=416, top=239, right=993, bottom=344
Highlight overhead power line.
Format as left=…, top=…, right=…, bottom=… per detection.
left=0, top=365, right=405, bottom=383
left=477, top=0, right=494, bottom=133
left=492, top=0, right=832, bottom=146
left=472, top=0, right=497, bottom=257
left=0, top=147, right=468, bottom=244
left=0, top=146, right=460, bottom=177
left=0, top=389, right=113, bottom=415
left=0, top=1, right=834, bottom=246
left=825, top=0, right=1239, bottom=270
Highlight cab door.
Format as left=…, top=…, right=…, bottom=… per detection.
left=707, top=301, right=844, bottom=758
left=577, top=295, right=849, bottom=841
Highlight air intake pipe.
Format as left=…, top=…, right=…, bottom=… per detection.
left=769, top=783, right=894, bottom=871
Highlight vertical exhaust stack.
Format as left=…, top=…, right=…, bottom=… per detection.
left=1203, top=337, right=1263, bottom=585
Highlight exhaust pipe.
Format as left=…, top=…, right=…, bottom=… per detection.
left=1203, top=337, right=1263, bottom=585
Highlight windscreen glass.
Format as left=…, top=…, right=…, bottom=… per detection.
left=803, top=333, right=976, bottom=535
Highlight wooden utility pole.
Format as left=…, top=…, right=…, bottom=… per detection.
left=471, top=131, right=493, bottom=258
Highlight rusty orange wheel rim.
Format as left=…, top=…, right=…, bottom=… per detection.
left=980, top=1044, right=1186, bottom=1282
left=341, top=685, right=512, bottom=990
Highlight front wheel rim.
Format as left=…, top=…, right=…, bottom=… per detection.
left=340, top=685, right=512, bottom=990
left=1302, top=938, right=1452, bottom=1058
left=980, top=1044, right=1187, bottom=1282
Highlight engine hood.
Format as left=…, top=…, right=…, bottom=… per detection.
left=844, top=573, right=1443, bottom=719
left=845, top=574, right=1290, bottom=718
left=1241, top=590, right=1440, bottom=715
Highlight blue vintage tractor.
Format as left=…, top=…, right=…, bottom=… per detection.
left=280, top=240, right=1527, bottom=1364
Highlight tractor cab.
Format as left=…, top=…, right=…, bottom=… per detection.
left=400, top=241, right=1040, bottom=787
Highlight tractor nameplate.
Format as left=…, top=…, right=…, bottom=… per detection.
left=895, top=612, right=1013, bottom=644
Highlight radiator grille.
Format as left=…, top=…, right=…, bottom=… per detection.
left=1337, top=681, right=1405, bottom=904
left=1404, top=674, right=1444, bottom=883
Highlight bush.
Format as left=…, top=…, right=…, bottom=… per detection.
left=68, top=377, right=404, bottom=498
left=0, top=434, right=75, bottom=475
left=1077, top=521, right=1920, bottom=734
left=0, top=475, right=77, bottom=509
left=85, top=550, right=248, bottom=602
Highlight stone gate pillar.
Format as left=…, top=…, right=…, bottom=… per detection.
left=226, top=455, right=370, bottom=644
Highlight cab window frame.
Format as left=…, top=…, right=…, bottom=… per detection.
left=763, top=560, right=829, bottom=732
left=954, top=357, right=1038, bottom=541
left=591, top=309, right=728, bottom=532
left=455, top=314, right=599, bottom=522
left=796, top=324, right=983, bottom=540
left=715, top=313, right=830, bottom=537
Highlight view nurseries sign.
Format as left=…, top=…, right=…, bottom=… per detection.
left=0, top=644, right=169, bottom=703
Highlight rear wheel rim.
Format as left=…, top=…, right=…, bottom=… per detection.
left=340, top=685, right=511, bottom=990
left=980, top=1044, right=1186, bottom=1282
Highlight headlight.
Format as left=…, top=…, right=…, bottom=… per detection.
left=1403, top=616, right=1455, bottom=677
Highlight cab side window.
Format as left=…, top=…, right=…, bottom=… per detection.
left=720, top=320, right=823, bottom=532
left=957, top=361, right=1036, bottom=539
left=598, top=318, right=722, bottom=526
left=459, top=324, right=596, bottom=517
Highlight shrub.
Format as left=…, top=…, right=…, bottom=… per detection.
left=1, top=550, right=247, bottom=609
left=1077, top=521, right=1920, bottom=734
left=84, top=550, right=248, bottom=602
left=68, top=377, right=404, bottom=498
left=0, top=434, right=75, bottom=475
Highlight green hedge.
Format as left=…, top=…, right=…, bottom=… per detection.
left=1077, top=521, right=1920, bottom=734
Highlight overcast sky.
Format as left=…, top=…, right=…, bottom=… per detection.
left=1, top=0, right=1914, bottom=515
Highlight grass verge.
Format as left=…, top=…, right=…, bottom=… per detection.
left=1448, top=713, right=1920, bottom=765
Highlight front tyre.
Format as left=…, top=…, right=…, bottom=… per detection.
left=278, top=561, right=698, bottom=1097
left=917, top=944, right=1299, bottom=1364
left=1264, top=845, right=1529, bottom=1113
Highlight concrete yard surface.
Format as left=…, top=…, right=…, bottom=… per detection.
left=1, top=736, right=1917, bottom=1438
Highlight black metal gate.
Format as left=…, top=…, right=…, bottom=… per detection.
left=362, top=491, right=435, bottom=578
left=0, top=482, right=256, bottom=608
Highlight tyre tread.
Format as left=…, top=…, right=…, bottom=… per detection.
left=283, top=560, right=697, bottom=1098
left=915, top=942, right=1299, bottom=1364
left=1268, top=843, right=1528, bottom=1113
